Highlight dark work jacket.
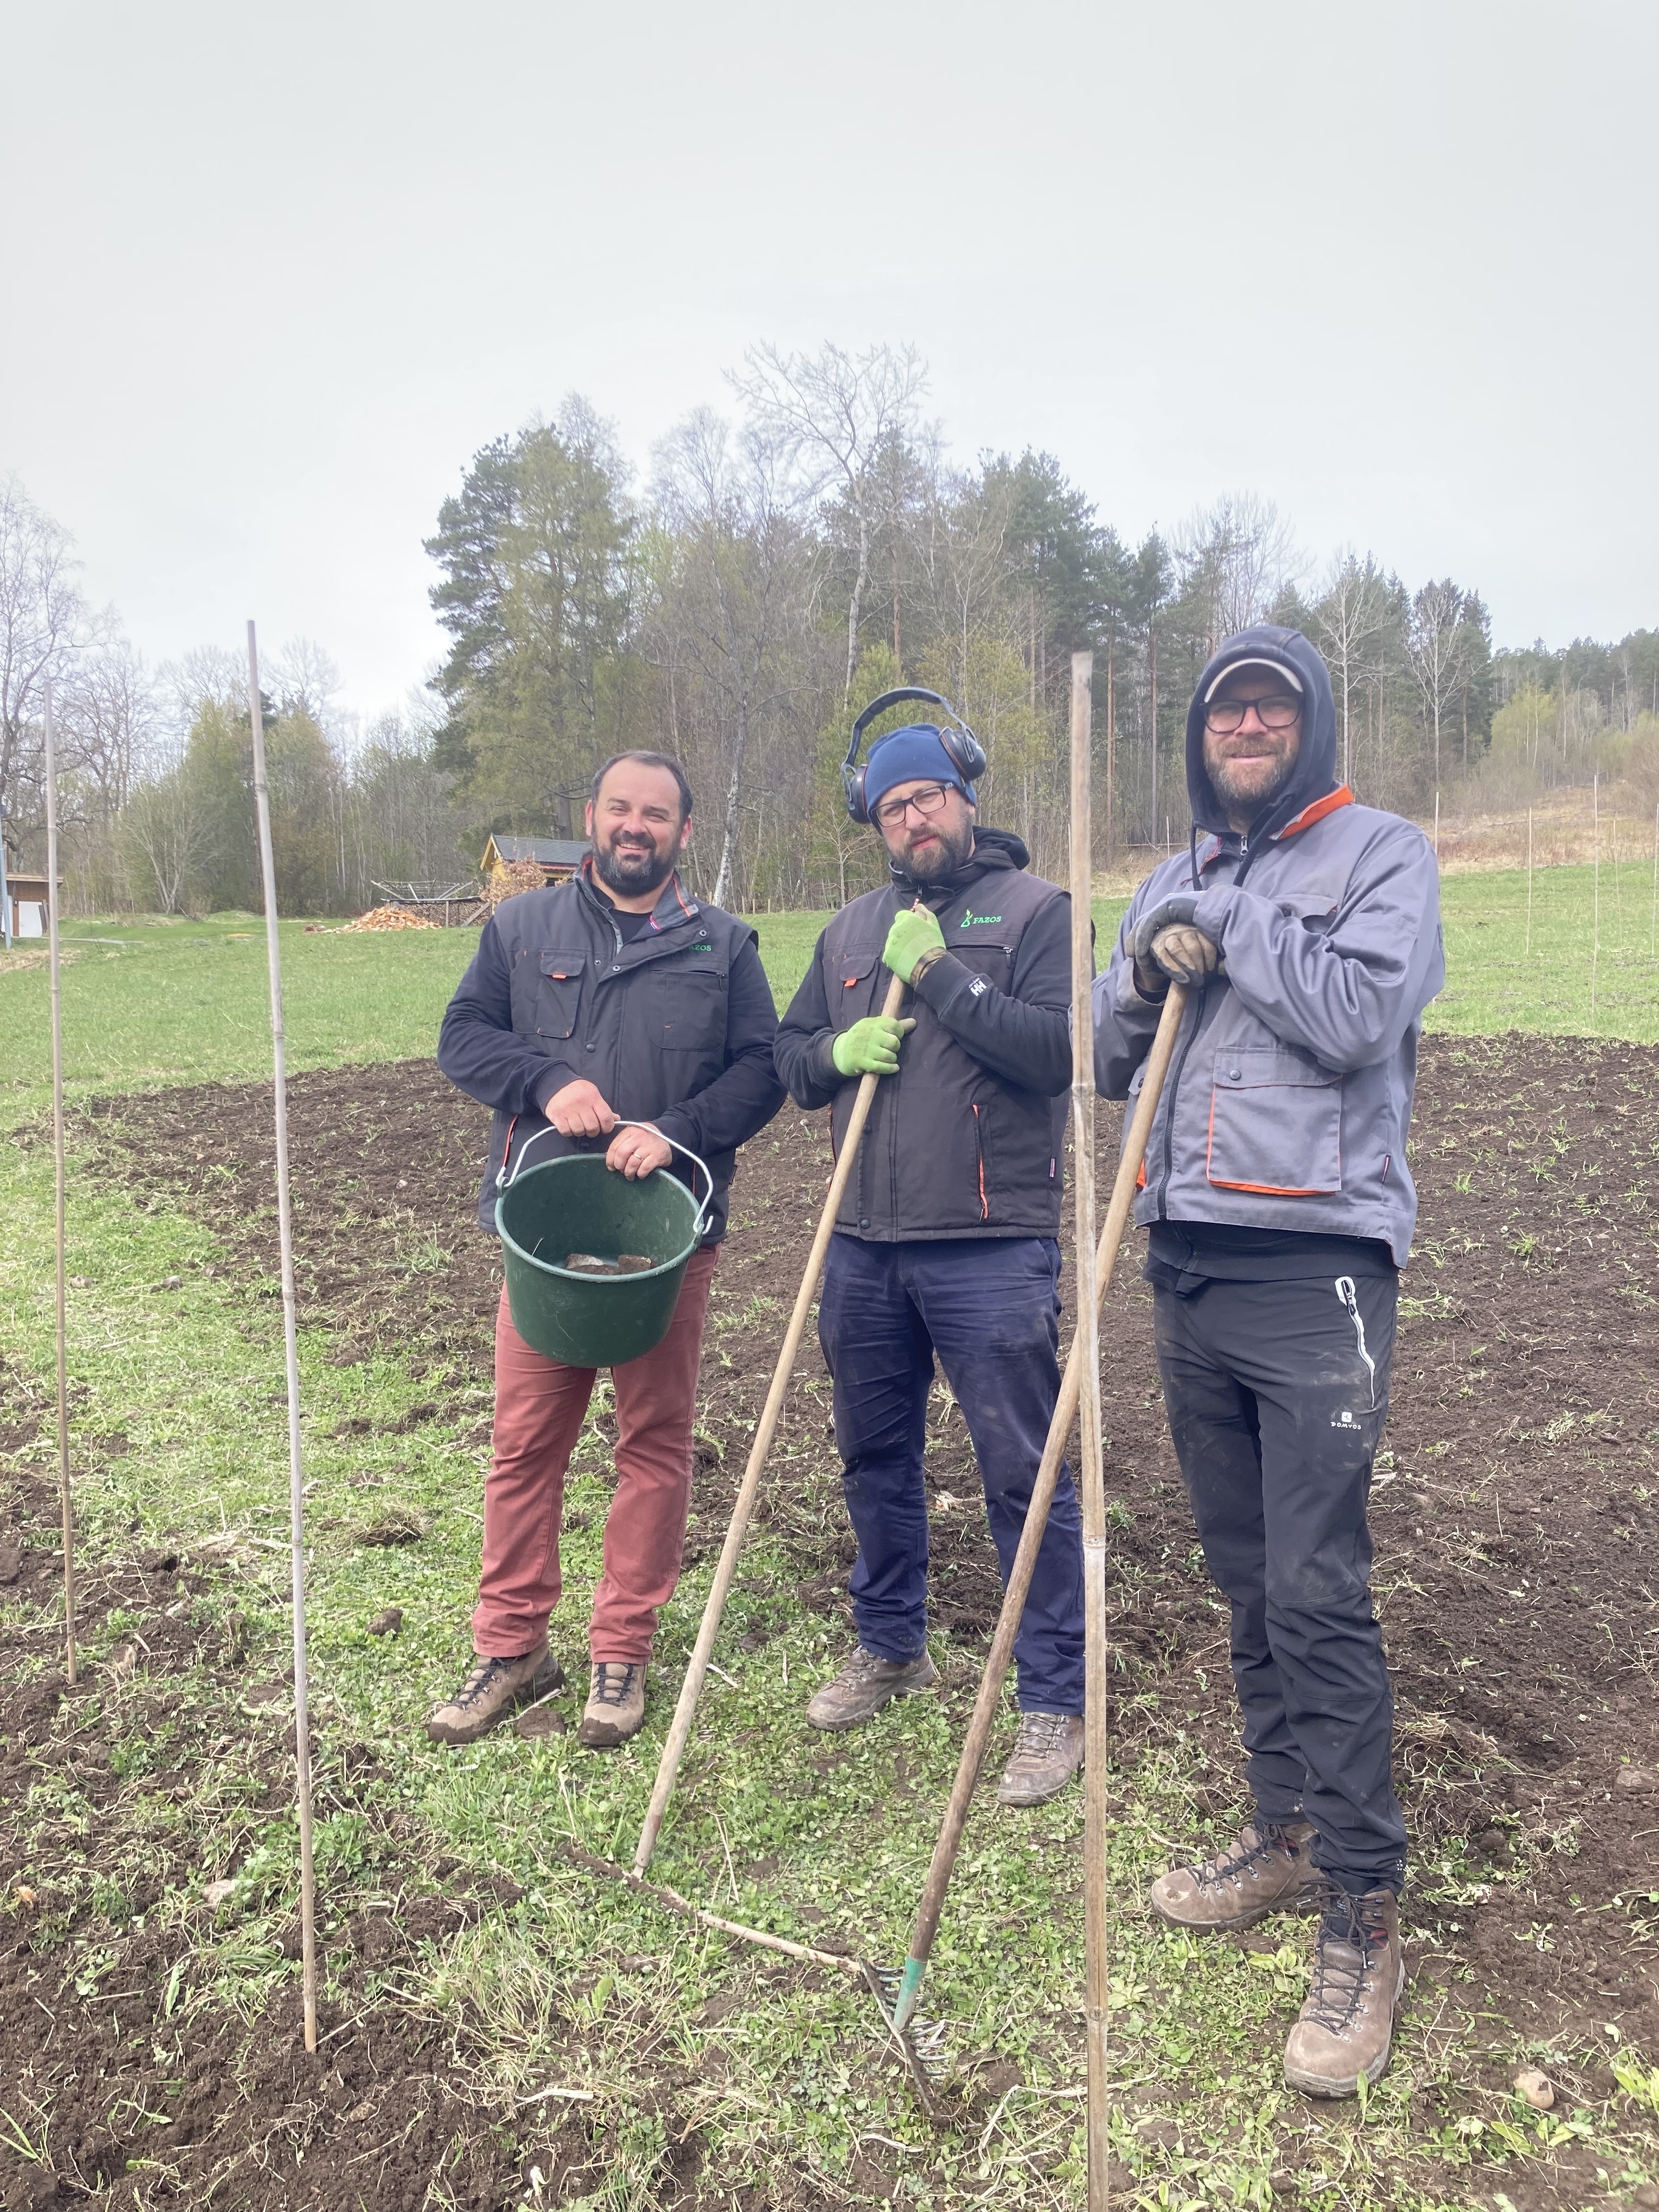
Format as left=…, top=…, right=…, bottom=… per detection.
left=774, top=828, right=1073, bottom=1241
left=438, top=862, right=785, bottom=1242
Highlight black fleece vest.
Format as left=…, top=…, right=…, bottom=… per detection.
left=482, top=877, right=758, bottom=1240
left=820, top=867, right=1067, bottom=1241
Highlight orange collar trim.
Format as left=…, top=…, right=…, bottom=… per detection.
left=1271, top=786, right=1355, bottom=842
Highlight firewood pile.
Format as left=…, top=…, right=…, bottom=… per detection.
left=481, top=859, right=548, bottom=912
left=340, top=904, right=442, bottom=933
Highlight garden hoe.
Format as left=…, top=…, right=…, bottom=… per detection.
left=605, top=906, right=955, bottom=2111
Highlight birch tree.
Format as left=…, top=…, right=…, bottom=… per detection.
left=729, top=341, right=924, bottom=702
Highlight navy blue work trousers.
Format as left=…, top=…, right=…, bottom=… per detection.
left=817, top=1233, right=1084, bottom=1714
left=1152, top=1271, right=1408, bottom=1895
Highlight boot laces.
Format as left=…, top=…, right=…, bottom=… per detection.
left=1193, top=1820, right=1300, bottom=1893
left=454, top=1655, right=514, bottom=1709
left=591, top=1662, right=641, bottom=1707
left=1304, top=1889, right=1387, bottom=2032
left=1012, top=1712, right=1074, bottom=1763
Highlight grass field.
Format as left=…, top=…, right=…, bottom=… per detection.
left=2, top=873, right=1657, bottom=2207
left=1, top=863, right=1654, bottom=1130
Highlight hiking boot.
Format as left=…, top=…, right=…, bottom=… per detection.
left=425, top=1642, right=562, bottom=1746
left=805, top=1646, right=938, bottom=1730
left=1150, top=1816, right=1320, bottom=1932
left=579, top=1661, right=647, bottom=1748
left=1283, top=1887, right=1406, bottom=2097
left=997, top=1712, right=1085, bottom=1807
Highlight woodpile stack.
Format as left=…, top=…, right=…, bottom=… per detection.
left=482, top=859, right=547, bottom=912
left=341, top=904, right=441, bottom=933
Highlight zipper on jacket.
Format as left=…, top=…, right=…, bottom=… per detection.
left=1335, top=1275, right=1379, bottom=1410
left=971, top=1103, right=989, bottom=1222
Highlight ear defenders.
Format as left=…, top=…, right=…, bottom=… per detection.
left=842, top=687, right=988, bottom=825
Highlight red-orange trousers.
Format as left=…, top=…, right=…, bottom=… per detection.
left=472, top=1247, right=719, bottom=1663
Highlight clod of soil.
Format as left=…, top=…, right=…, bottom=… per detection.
left=366, top=1604, right=404, bottom=1636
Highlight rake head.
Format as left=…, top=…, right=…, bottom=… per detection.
left=862, top=1960, right=952, bottom=2126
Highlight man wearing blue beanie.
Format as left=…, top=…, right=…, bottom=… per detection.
left=774, top=714, right=1086, bottom=1807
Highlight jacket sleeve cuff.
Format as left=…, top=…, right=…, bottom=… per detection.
left=1192, top=885, right=1238, bottom=943
left=651, top=1104, right=696, bottom=1152
left=910, top=949, right=971, bottom=1017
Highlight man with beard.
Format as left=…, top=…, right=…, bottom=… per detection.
left=431, top=752, right=784, bottom=1750
left=1093, top=628, right=1443, bottom=2097
left=774, top=700, right=1086, bottom=1807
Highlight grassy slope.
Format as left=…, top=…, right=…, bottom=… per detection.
left=2, top=886, right=1656, bottom=2207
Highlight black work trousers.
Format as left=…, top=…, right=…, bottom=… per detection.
left=1152, top=1271, right=1407, bottom=1895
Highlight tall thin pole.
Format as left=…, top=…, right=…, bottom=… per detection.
left=1070, top=652, right=1110, bottom=2211
left=1525, top=807, right=1533, bottom=958
left=43, top=683, right=77, bottom=1688
left=1433, top=789, right=1440, bottom=859
left=1649, top=802, right=1657, bottom=960
left=246, top=622, right=318, bottom=2052
left=0, top=794, right=13, bottom=951
left=1590, top=774, right=1600, bottom=1033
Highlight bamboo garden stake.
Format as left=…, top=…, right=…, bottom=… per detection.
left=1591, top=775, right=1600, bottom=1031
left=43, top=681, right=78, bottom=1687
left=246, top=621, right=320, bottom=2053
left=885, top=981, right=1188, bottom=2055
left=1525, top=808, right=1533, bottom=958
left=1069, top=652, right=1111, bottom=2210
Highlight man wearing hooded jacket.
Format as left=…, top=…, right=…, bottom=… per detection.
left=1094, top=626, right=1443, bottom=2097
left=774, top=718, right=1087, bottom=1808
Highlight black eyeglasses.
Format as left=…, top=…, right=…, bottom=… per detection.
left=1205, top=695, right=1301, bottom=734
left=873, top=782, right=952, bottom=828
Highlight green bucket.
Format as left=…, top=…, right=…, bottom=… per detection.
left=494, top=1122, right=714, bottom=1369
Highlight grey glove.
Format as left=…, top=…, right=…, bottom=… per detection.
left=1131, top=894, right=1221, bottom=992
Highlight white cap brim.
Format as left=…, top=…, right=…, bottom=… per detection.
left=1205, top=656, right=1304, bottom=703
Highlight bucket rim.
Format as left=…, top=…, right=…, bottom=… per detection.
left=494, top=1152, right=701, bottom=1285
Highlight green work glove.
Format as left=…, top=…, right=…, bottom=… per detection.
left=882, top=905, right=947, bottom=983
left=831, top=1015, right=917, bottom=1078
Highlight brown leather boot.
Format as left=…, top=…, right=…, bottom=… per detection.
left=579, top=1661, right=647, bottom=1748
left=805, top=1646, right=937, bottom=1730
left=996, top=1713, right=1085, bottom=1807
left=1283, top=1887, right=1406, bottom=2097
left=1150, top=1816, right=1321, bottom=1931
left=425, top=1642, right=562, bottom=1746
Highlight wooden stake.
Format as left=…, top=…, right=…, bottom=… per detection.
left=634, top=948, right=916, bottom=1874
left=1070, top=653, right=1110, bottom=2211
left=245, top=622, right=319, bottom=2053
left=888, top=981, right=1187, bottom=2040
left=1525, top=807, right=1533, bottom=958
left=43, top=682, right=77, bottom=1688
left=1591, top=774, right=1600, bottom=1032
left=1649, top=802, right=1656, bottom=960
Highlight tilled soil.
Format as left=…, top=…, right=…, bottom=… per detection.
left=5, top=1030, right=1658, bottom=2207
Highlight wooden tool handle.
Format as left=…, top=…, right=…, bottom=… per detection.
left=891, top=980, right=1189, bottom=2025
left=633, top=958, right=913, bottom=1874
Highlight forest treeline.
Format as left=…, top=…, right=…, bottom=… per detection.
left=4, top=345, right=1657, bottom=916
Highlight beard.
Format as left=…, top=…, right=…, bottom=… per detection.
left=895, top=816, right=975, bottom=883
left=1208, top=741, right=1299, bottom=816
left=594, top=834, right=676, bottom=898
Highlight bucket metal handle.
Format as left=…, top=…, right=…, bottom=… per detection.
left=501, top=1116, right=715, bottom=1241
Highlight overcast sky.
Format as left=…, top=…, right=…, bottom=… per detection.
left=4, top=0, right=1654, bottom=721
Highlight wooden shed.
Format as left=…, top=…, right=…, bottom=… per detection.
left=480, top=834, right=591, bottom=884
left=4, top=872, right=59, bottom=941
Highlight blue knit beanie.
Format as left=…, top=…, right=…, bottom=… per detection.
left=864, top=725, right=975, bottom=811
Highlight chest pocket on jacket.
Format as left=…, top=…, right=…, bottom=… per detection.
left=830, top=953, right=883, bottom=1027
left=951, top=940, right=1015, bottom=997
left=1206, top=1046, right=1341, bottom=1197
left=527, top=952, right=585, bottom=1039
left=648, top=962, right=729, bottom=1055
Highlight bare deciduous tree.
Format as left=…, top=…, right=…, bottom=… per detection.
left=729, top=341, right=925, bottom=702
left=1314, top=552, right=1388, bottom=789
left=0, top=475, right=87, bottom=859
left=1407, top=579, right=1467, bottom=789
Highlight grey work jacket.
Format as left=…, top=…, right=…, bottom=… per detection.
left=1093, top=793, right=1444, bottom=1265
